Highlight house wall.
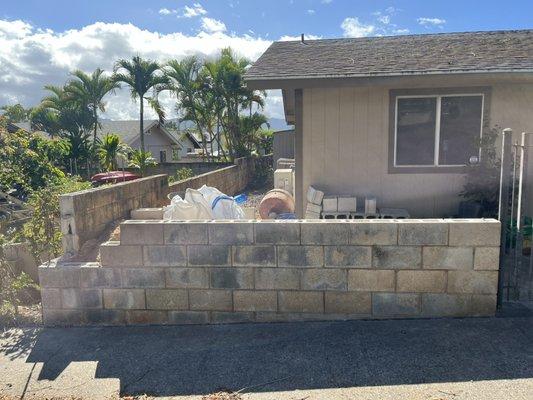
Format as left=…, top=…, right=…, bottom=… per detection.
left=300, top=81, right=533, bottom=217
left=273, top=129, right=295, bottom=164
left=129, top=126, right=190, bottom=162
left=38, top=219, right=501, bottom=326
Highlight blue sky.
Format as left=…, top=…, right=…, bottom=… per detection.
left=1, top=0, right=532, bottom=120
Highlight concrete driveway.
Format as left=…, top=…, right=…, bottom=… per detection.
left=1, top=305, right=532, bottom=399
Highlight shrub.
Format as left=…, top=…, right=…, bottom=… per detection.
left=169, top=167, right=195, bottom=183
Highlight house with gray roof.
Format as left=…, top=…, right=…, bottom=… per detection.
left=245, top=29, right=533, bottom=217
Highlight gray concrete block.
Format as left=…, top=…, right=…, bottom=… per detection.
left=146, top=289, right=188, bottom=310
left=39, top=266, right=80, bottom=288
left=301, top=269, right=347, bottom=291
left=165, top=268, right=208, bottom=288
left=372, top=246, right=421, bottom=269
left=189, top=289, right=232, bottom=311
left=168, top=311, right=209, bottom=325
left=80, top=267, right=122, bottom=288
left=84, top=309, right=126, bottom=325
left=372, top=293, right=420, bottom=316
left=301, top=222, right=350, bottom=245
left=447, top=270, right=498, bottom=294
left=350, top=222, right=398, bottom=245
left=43, top=309, right=84, bottom=326
left=423, top=247, right=474, bottom=270
left=126, top=310, right=169, bottom=325
left=99, top=242, right=143, bottom=267
left=254, top=221, right=300, bottom=244
left=211, top=312, right=254, bottom=324
left=233, top=290, right=277, bottom=312
left=164, top=223, right=208, bottom=245
left=120, top=221, right=164, bottom=245
left=122, top=268, right=166, bottom=288
left=449, top=220, right=501, bottom=246
left=254, top=268, right=300, bottom=290
left=61, top=288, right=102, bottom=309
left=130, top=208, right=164, bottom=220
left=474, top=247, right=500, bottom=270
left=103, top=289, right=146, bottom=309
left=324, top=246, right=371, bottom=268
left=347, top=269, right=395, bottom=292
left=277, top=246, right=324, bottom=267
left=421, top=293, right=470, bottom=317
left=188, top=245, right=231, bottom=266
left=398, top=222, right=448, bottom=245
left=143, top=245, right=187, bottom=267
left=41, top=288, right=62, bottom=309
left=208, top=222, right=254, bottom=244
left=396, top=270, right=447, bottom=293
left=470, top=294, right=497, bottom=316
left=278, top=291, right=324, bottom=313
left=324, top=292, right=371, bottom=314
left=232, top=246, right=276, bottom=267
left=210, top=268, right=253, bottom=289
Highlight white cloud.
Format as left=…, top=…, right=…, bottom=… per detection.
left=183, top=3, right=207, bottom=18
left=200, top=17, right=226, bottom=33
left=0, top=19, right=278, bottom=120
left=340, top=17, right=375, bottom=38
left=158, top=8, right=174, bottom=16
left=321, top=0, right=333, bottom=4
left=393, top=28, right=410, bottom=34
left=417, top=17, right=446, bottom=26
left=307, top=9, right=315, bottom=15
left=377, top=15, right=390, bottom=24
left=279, top=34, right=322, bottom=41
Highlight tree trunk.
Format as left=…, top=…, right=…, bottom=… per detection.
left=93, top=109, right=98, bottom=144
left=140, top=98, right=145, bottom=153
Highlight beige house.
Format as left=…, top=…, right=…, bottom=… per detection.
left=97, top=120, right=201, bottom=163
left=245, top=30, right=533, bottom=217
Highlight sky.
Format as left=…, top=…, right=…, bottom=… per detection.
left=1, top=0, right=532, bottom=122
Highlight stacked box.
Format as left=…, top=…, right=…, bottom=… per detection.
left=306, top=186, right=324, bottom=219
left=338, top=196, right=357, bottom=213
left=322, top=197, right=338, bottom=213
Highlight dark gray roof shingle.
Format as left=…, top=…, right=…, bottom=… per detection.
left=245, top=30, right=533, bottom=81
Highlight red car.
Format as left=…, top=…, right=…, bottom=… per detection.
left=90, top=171, right=140, bottom=185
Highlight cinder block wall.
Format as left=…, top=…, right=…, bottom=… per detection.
left=60, top=175, right=168, bottom=256
left=40, top=219, right=501, bottom=326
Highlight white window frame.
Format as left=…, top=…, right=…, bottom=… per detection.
left=393, top=93, right=484, bottom=168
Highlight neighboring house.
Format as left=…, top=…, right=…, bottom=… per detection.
left=97, top=120, right=201, bottom=163
left=245, top=30, right=533, bottom=217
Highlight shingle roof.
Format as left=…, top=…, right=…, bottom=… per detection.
left=97, top=120, right=158, bottom=144
left=245, top=30, right=533, bottom=81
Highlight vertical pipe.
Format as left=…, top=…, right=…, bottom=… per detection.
left=517, top=132, right=527, bottom=230
left=294, top=89, right=304, bottom=218
left=497, top=128, right=513, bottom=308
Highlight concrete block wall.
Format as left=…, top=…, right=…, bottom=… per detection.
left=60, top=175, right=168, bottom=256
left=39, top=219, right=501, bottom=326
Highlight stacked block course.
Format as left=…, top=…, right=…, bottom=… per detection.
left=40, top=219, right=501, bottom=326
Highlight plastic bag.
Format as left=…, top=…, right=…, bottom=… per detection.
left=163, top=189, right=213, bottom=220
left=198, top=185, right=245, bottom=219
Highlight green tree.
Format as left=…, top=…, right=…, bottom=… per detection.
left=0, top=104, right=31, bottom=123
left=113, top=56, right=168, bottom=153
left=98, top=133, right=130, bottom=171
left=128, top=149, right=157, bottom=177
left=66, top=68, right=120, bottom=144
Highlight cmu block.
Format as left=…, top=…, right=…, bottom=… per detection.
left=423, top=247, right=474, bottom=270
left=41, top=288, right=62, bottom=309
left=449, top=220, right=501, bottom=246
left=188, top=245, right=231, bottom=266
left=447, top=271, right=498, bottom=294
left=233, top=291, right=277, bottom=312
left=208, top=222, right=254, bottom=244
left=421, top=293, right=470, bottom=317
left=122, top=268, right=165, bottom=288
left=254, top=268, right=300, bottom=290
left=164, top=223, right=208, bottom=245
left=80, top=267, right=122, bottom=288
left=301, top=269, right=347, bottom=291
left=372, top=246, right=421, bottom=269
left=168, top=311, right=209, bottom=325
left=143, top=245, right=187, bottom=267
left=324, top=246, right=371, bottom=268
left=254, top=221, right=300, bottom=244
left=39, top=266, right=80, bottom=288
left=233, top=246, right=276, bottom=267
left=120, top=221, right=164, bottom=245
left=301, top=222, right=350, bottom=245
left=100, top=242, right=142, bottom=267
left=398, top=222, right=448, bottom=245
left=126, top=310, right=169, bottom=325
left=372, top=293, right=420, bottom=316
left=103, top=289, right=146, bottom=309
left=324, top=292, right=371, bottom=314
left=165, top=268, right=208, bottom=288
left=348, top=269, right=395, bottom=292
left=474, top=247, right=500, bottom=270
left=278, top=291, right=324, bottom=313
left=189, top=289, right=232, bottom=311
left=146, top=289, right=188, bottom=310
left=210, top=268, right=254, bottom=289
left=396, top=270, right=447, bottom=293
left=61, top=288, right=102, bottom=309
left=350, top=222, right=397, bottom=245
left=277, top=246, right=324, bottom=267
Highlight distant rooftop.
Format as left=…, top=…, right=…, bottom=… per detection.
left=245, top=30, right=533, bottom=81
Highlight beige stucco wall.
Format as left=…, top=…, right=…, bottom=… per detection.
left=129, top=126, right=196, bottom=162
left=301, top=81, right=533, bottom=217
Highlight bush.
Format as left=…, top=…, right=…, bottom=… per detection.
left=168, top=167, right=195, bottom=183
left=248, top=156, right=273, bottom=190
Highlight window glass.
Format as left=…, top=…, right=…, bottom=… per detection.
left=439, top=96, right=483, bottom=165
left=396, top=97, right=436, bottom=165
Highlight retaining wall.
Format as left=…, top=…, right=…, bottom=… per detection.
left=40, top=219, right=501, bottom=326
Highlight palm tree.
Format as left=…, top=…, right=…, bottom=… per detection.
left=128, top=149, right=157, bottom=177
left=97, top=133, right=130, bottom=171
left=66, top=68, right=119, bottom=145
left=112, top=56, right=168, bottom=153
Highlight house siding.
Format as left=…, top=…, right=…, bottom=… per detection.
left=301, top=82, right=533, bottom=217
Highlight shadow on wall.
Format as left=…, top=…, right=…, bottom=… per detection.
left=12, top=316, right=533, bottom=396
